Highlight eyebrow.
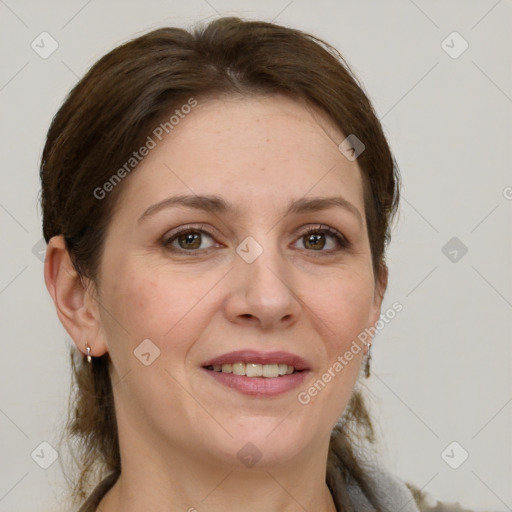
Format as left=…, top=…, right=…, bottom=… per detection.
left=138, top=194, right=363, bottom=226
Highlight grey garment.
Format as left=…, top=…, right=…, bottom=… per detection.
left=344, top=462, right=420, bottom=511
left=339, top=451, right=478, bottom=512
left=77, top=471, right=118, bottom=512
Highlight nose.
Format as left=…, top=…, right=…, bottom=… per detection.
left=223, top=240, right=301, bottom=330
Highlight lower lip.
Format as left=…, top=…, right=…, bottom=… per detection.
left=203, top=368, right=309, bottom=396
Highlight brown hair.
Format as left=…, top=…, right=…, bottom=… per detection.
left=41, top=17, right=402, bottom=510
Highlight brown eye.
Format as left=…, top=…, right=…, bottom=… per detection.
left=294, top=225, right=349, bottom=252
left=303, top=232, right=327, bottom=250
left=164, top=228, right=217, bottom=253
left=177, top=231, right=202, bottom=250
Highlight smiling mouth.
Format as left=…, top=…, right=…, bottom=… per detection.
left=203, top=362, right=302, bottom=378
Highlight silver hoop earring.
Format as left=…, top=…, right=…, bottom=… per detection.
left=86, top=345, right=92, bottom=364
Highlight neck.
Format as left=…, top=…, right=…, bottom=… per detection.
left=98, top=425, right=338, bottom=512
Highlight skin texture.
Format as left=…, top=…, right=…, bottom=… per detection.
left=45, top=94, right=387, bottom=512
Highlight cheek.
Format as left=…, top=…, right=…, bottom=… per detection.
left=100, top=260, right=218, bottom=355
left=307, top=269, right=375, bottom=348
left=300, top=273, right=373, bottom=420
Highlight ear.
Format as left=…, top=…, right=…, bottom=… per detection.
left=367, top=263, right=388, bottom=328
left=44, top=235, right=109, bottom=358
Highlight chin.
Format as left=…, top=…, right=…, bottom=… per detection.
left=206, top=418, right=315, bottom=469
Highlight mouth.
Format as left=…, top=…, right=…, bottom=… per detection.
left=204, top=362, right=301, bottom=377
left=201, top=350, right=310, bottom=396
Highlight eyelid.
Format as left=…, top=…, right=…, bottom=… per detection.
left=294, top=224, right=351, bottom=251
left=165, top=223, right=196, bottom=236
left=162, top=224, right=223, bottom=254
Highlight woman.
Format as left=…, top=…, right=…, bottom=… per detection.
left=40, top=16, right=469, bottom=512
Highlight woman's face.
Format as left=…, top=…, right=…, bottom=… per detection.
left=92, top=94, right=385, bottom=470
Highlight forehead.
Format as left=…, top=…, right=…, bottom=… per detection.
left=114, top=93, right=365, bottom=221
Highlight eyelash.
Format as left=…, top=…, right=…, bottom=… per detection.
left=162, top=223, right=351, bottom=256
left=298, top=225, right=350, bottom=254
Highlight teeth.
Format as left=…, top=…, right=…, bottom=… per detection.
left=246, top=363, right=263, bottom=377
left=262, top=364, right=279, bottom=378
left=208, top=362, right=298, bottom=377
left=278, top=364, right=288, bottom=375
left=232, top=362, right=245, bottom=375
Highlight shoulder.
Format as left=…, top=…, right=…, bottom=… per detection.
left=351, top=463, right=421, bottom=511
left=77, top=471, right=118, bottom=512
left=336, top=449, right=479, bottom=512
left=327, top=448, right=421, bottom=511
left=406, top=482, right=480, bottom=512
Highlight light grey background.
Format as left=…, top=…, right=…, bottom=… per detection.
left=1, top=1, right=510, bottom=511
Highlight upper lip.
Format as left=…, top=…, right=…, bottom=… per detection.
left=201, top=350, right=310, bottom=371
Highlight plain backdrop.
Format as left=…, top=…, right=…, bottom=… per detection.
left=0, top=1, right=511, bottom=511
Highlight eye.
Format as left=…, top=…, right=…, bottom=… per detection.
left=294, top=225, right=350, bottom=252
left=162, top=223, right=349, bottom=256
left=163, top=225, right=218, bottom=254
